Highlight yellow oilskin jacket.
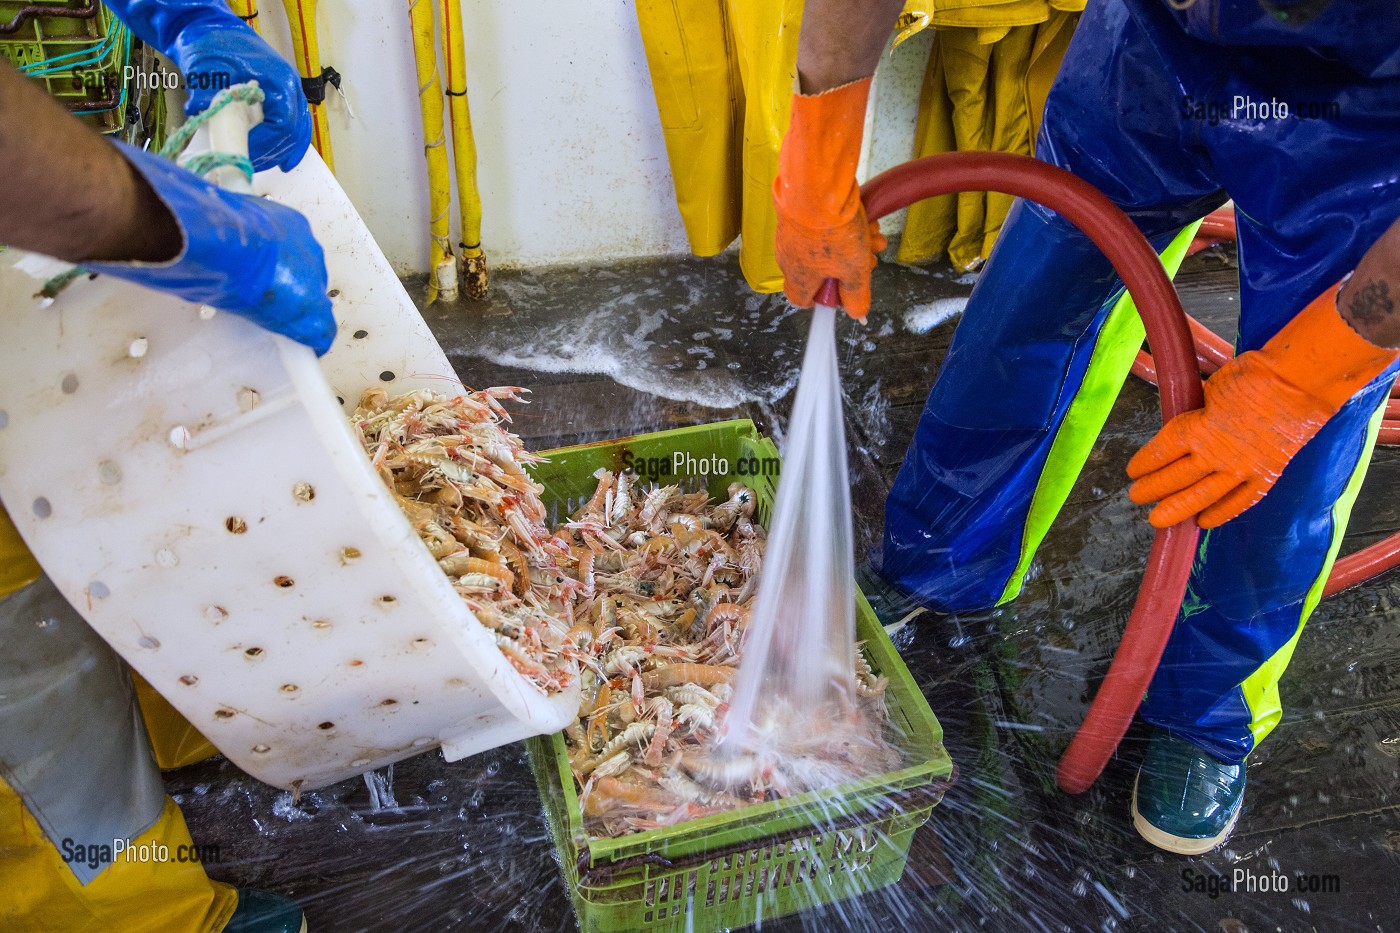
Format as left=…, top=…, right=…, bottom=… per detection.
left=635, top=0, right=804, bottom=295
left=896, top=0, right=1084, bottom=271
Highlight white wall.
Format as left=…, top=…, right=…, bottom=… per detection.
left=255, top=0, right=692, bottom=275
left=253, top=1, right=926, bottom=276
left=867, top=30, right=934, bottom=239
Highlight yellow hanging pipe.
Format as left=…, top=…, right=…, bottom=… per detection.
left=225, top=0, right=260, bottom=33
left=280, top=0, right=335, bottom=171
left=407, top=0, right=458, bottom=302
left=438, top=0, right=486, bottom=299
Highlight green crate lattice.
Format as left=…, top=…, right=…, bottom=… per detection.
left=1, top=2, right=129, bottom=131
left=526, top=419, right=955, bottom=933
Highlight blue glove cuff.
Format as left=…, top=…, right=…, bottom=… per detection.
left=86, top=144, right=335, bottom=355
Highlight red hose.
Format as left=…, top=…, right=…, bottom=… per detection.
left=1326, top=533, right=1400, bottom=597
left=859, top=152, right=1203, bottom=794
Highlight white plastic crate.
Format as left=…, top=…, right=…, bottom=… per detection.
left=0, top=118, right=577, bottom=791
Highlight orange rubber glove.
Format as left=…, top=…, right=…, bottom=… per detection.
left=1128, top=281, right=1400, bottom=529
left=773, top=77, right=887, bottom=321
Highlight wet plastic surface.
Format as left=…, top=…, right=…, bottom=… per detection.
left=169, top=246, right=1400, bottom=931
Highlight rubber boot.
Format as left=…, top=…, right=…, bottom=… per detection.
left=1131, top=729, right=1245, bottom=856
left=224, top=889, right=306, bottom=933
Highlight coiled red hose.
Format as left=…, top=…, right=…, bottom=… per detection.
left=859, top=152, right=1204, bottom=794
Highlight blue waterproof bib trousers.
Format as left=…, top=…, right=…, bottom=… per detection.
left=882, top=0, right=1400, bottom=763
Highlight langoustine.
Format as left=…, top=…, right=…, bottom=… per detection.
left=352, top=386, right=576, bottom=694
left=554, top=471, right=895, bottom=838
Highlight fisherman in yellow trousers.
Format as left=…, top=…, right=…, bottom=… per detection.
left=0, top=1, right=334, bottom=928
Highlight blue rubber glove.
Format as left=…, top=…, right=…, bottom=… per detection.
left=104, top=0, right=311, bottom=172
left=87, top=144, right=335, bottom=354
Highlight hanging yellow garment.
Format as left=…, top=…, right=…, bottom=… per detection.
left=1026, top=8, right=1080, bottom=146
left=895, top=1, right=1083, bottom=270
left=635, top=0, right=803, bottom=294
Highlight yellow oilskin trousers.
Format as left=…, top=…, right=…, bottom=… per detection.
left=131, top=672, right=220, bottom=771
left=895, top=0, right=1083, bottom=271
left=0, top=506, right=236, bottom=932
left=0, top=791, right=236, bottom=933
left=635, top=0, right=803, bottom=294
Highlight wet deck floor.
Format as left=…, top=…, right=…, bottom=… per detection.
left=170, top=246, right=1400, bottom=932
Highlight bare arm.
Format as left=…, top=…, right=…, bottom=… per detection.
left=0, top=61, right=179, bottom=262
left=1339, top=215, right=1400, bottom=349
left=796, top=0, right=906, bottom=94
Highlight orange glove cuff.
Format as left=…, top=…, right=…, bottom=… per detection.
left=1258, top=281, right=1400, bottom=410
left=773, top=77, right=873, bottom=226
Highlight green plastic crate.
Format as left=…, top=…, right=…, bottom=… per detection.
left=0, top=1, right=130, bottom=131
left=525, top=420, right=955, bottom=933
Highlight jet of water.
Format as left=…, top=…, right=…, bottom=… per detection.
left=719, top=304, right=865, bottom=780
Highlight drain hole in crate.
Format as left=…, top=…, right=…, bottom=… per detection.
left=353, top=329, right=368, bottom=339
left=340, top=546, right=361, bottom=564
left=252, top=744, right=270, bottom=754
left=128, top=338, right=148, bottom=358
left=274, top=576, right=294, bottom=588
left=138, top=635, right=159, bottom=650
left=318, top=721, right=335, bottom=731
left=168, top=425, right=191, bottom=449
left=378, top=594, right=397, bottom=606
left=293, top=482, right=315, bottom=502
left=225, top=516, right=248, bottom=534
left=328, top=288, right=341, bottom=298
left=238, top=387, right=261, bottom=411
left=311, top=619, right=331, bottom=631
left=60, top=373, right=79, bottom=394
left=32, top=497, right=51, bottom=518
left=244, top=647, right=264, bottom=658
left=88, top=581, right=109, bottom=599
left=179, top=674, right=198, bottom=686
left=280, top=684, right=300, bottom=696
left=214, top=708, right=235, bottom=720
left=205, top=605, right=228, bottom=623
left=379, top=370, right=395, bottom=382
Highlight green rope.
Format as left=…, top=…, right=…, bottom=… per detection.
left=158, top=82, right=266, bottom=160
left=38, top=83, right=268, bottom=301
left=179, top=151, right=256, bottom=180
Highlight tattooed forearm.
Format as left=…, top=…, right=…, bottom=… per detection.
left=1346, top=280, right=1394, bottom=327
left=1338, top=216, right=1400, bottom=349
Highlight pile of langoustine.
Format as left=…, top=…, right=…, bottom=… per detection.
left=353, top=386, right=895, bottom=837
left=555, top=468, right=894, bottom=838
left=352, top=385, right=580, bottom=693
